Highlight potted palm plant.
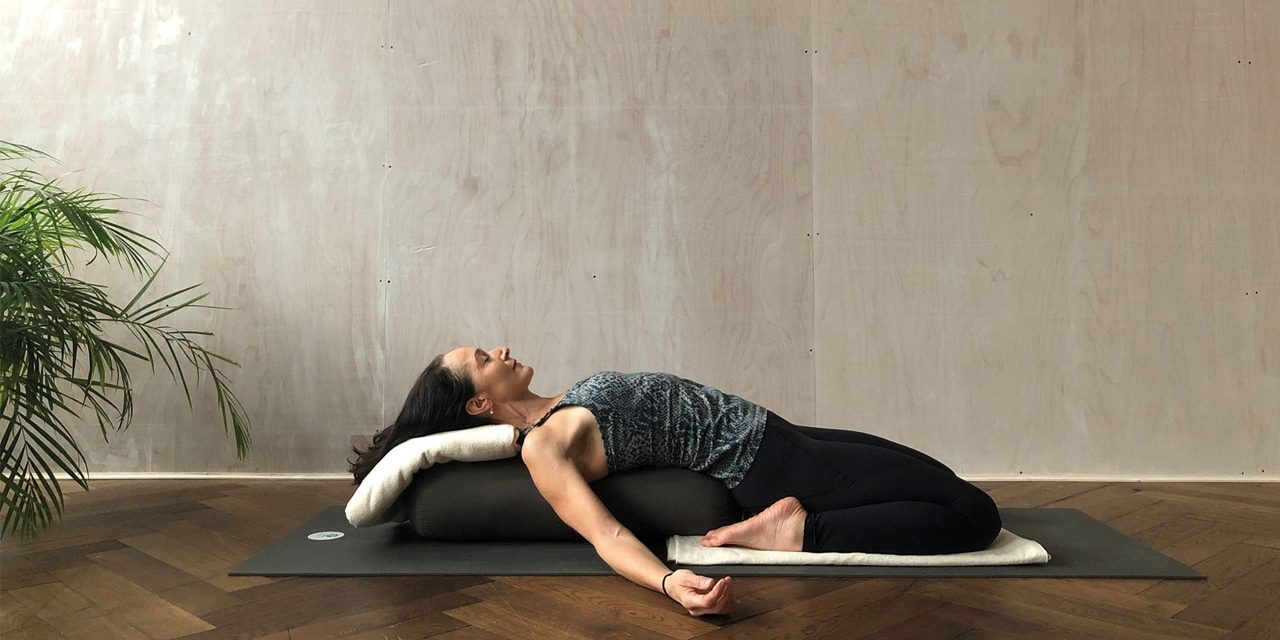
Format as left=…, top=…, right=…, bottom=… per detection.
left=0, top=140, right=252, bottom=541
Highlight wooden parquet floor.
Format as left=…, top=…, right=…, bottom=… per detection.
left=2, top=480, right=1278, bottom=639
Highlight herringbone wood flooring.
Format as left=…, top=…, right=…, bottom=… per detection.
left=2, top=480, right=1278, bottom=639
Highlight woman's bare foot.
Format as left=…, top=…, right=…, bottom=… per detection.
left=700, top=496, right=807, bottom=552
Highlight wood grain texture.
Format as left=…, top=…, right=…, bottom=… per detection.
left=2, top=479, right=1278, bottom=638
left=0, top=0, right=1272, bottom=481
left=811, top=0, right=1276, bottom=479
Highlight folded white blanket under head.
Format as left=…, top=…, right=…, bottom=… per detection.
left=666, top=528, right=1051, bottom=566
left=345, top=424, right=516, bottom=527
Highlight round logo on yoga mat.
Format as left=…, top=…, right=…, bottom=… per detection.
left=307, top=531, right=345, bottom=541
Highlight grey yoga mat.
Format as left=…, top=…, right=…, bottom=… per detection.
left=229, top=507, right=1204, bottom=579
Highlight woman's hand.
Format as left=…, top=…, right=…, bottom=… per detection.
left=666, top=569, right=734, bottom=616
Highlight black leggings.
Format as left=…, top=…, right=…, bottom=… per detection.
left=730, top=411, right=1002, bottom=555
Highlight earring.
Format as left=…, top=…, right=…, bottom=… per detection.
left=490, top=410, right=494, bottom=414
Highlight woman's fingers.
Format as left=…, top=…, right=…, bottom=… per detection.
left=714, top=578, right=734, bottom=613
left=678, top=573, right=735, bottom=616
left=692, top=577, right=731, bottom=613
left=702, top=580, right=729, bottom=613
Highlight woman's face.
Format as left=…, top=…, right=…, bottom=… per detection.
left=445, top=345, right=533, bottom=415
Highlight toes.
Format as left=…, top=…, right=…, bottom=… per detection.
left=704, top=526, right=738, bottom=547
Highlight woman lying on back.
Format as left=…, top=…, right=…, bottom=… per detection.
left=350, top=345, right=1002, bottom=618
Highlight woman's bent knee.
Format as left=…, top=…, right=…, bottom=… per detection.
left=958, top=490, right=1002, bottom=551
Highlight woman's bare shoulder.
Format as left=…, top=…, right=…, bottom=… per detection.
left=525, top=402, right=597, bottom=447
left=517, top=409, right=575, bottom=458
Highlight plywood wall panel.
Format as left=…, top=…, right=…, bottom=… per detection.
left=566, top=2, right=814, bottom=409
left=572, top=1, right=808, bottom=19
left=1074, top=0, right=1261, bottom=475
left=379, top=1, right=814, bottom=427
left=394, top=2, right=575, bottom=110
left=0, top=0, right=192, bottom=473
left=159, top=4, right=388, bottom=473
left=5, top=0, right=1271, bottom=478
left=573, top=10, right=811, bottom=108
left=381, top=103, right=580, bottom=416
left=812, top=0, right=1274, bottom=476
left=1244, top=0, right=1280, bottom=470
left=812, top=0, right=1083, bottom=475
left=383, top=1, right=581, bottom=417
left=3, top=1, right=388, bottom=473
left=605, top=105, right=812, bottom=409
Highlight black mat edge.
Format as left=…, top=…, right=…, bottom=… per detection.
left=229, top=506, right=1206, bottom=580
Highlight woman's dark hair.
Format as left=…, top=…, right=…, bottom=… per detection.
left=347, top=351, right=494, bottom=486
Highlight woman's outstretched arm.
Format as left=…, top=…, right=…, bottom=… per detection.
left=521, top=443, right=734, bottom=616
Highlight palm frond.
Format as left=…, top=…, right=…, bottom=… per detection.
left=1, top=141, right=252, bottom=540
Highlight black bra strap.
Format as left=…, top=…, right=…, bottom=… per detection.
left=516, top=426, right=535, bottom=446
left=532, top=404, right=567, bottom=428
left=518, top=403, right=574, bottom=446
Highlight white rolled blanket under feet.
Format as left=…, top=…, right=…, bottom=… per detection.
left=666, top=528, right=1050, bottom=566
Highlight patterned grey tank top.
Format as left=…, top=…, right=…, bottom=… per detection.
left=524, top=371, right=768, bottom=489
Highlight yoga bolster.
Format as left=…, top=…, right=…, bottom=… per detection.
left=401, top=456, right=745, bottom=541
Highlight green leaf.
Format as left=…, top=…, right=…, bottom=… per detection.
left=1, top=140, right=252, bottom=541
